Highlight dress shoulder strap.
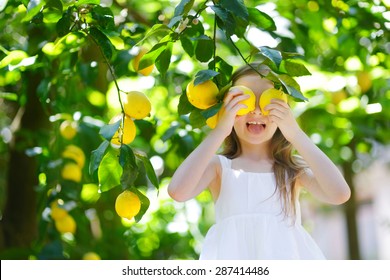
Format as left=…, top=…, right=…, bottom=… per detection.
left=217, top=155, right=231, bottom=169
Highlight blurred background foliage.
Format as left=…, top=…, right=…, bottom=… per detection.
left=0, top=0, right=389, bottom=260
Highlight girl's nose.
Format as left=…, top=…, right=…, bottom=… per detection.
left=249, top=102, right=262, bottom=115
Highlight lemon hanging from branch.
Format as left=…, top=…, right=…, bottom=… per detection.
left=123, top=91, right=152, bottom=119
left=115, top=190, right=141, bottom=220
left=186, top=79, right=219, bottom=110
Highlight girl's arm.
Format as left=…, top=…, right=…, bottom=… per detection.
left=167, top=131, right=224, bottom=202
left=266, top=99, right=351, bottom=205
left=168, top=91, right=249, bottom=202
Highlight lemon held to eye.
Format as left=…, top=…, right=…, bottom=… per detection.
left=115, top=190, right=141, bottom=220
left=229, top=85, right=256, bottom=116
left=259, top=88, right=288, bottom=116
left=123, top=91, right=152, bottom=119
left=186, top=79, right=219, bottom=110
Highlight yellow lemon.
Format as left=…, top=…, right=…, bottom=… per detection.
left=61, top=162, right=82, bottom=183
left=123, top=91, right=152, bottom=119
left=62, top=145, right=85, bottom=168
left=229, top=85, right=256, bottom=116
left=115, top=190, right=141, bottom=220
left=109, top=114, right=136, bottom=145
left=331, top=90, right=347, bottom=105
left=55, top=214, right=76, bottom=234
left=206, top=106, right=224, bottom=129
left=186, top=79, right=219, bottom=110
left=83, top=252, right=101, bottom=260
left=259, top=88, right=288, bottom=115
left=51, top=202, right=68, bottom=220
left=132, top=47, right=154, bottom=76
left=59, top=120, right=77, bottom=140
left=357, top=71, right=372, bottom=93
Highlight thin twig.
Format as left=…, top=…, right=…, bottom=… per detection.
left=228, top=37, right=264, bottom=78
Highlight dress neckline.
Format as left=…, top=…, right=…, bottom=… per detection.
left=222, top=156, right=274, bottom=175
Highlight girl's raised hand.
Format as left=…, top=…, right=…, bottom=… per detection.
left=264, top=99, right=301, bottom=142
left=214, top=89, right=249, bottom=138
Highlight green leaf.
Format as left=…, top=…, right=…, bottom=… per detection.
left=131, top=187, right=150, bottom=223
left=258, top=46, right=282, bottom=69
left=201, top=102, right=223, bottom=119
left=161, top=124, right=180, bottom=142
left=88, top=27, right=114, bottom=60
left=99, top=120, right=120, bottom=141
left=189, top=109, right=206, bottom=128
left=247, top=7, right=276, bottom=31
left=280, top=59, right=311, bottom=77
left=92, top=5, right=115, bottom=30
left=139, top=41, right=169, bottom=70
left=45, top=0, right=63, bottom=11
left=276, top=74, right=308, bottom=101
left=22, top=0, right=45, bottom=22
left=178, top=92, right=194, bottom=115
left=139, top=24, right=171, bottom=45
left=98, top=148, right=121, bottom=192
left=219, top=0, right=248, bottom=21
left=212, top=56, right=233, bottom=87
left=211, top=5, right=236, bottom=36
left=180, top=36, right=194, bottom=57
left=135, top=152, right=159, bottom=190
left=217, top=81, right=232, bottom=100
left=0, top=50, right=28, bottom=68
left=155, top=42, right=172, bottom=77
left=0, top=92, right=18, bottom=101
left=56, top=8, right=71, bottom=37
left=182, top=16, right=204, bottom=37
left=195, top=35, right=214, bottom=63
left=89, top=140, right=110, bottom=177
left=194, top=69, right=220, bottom=85
left=119, top=145, right=139, bottom=187
left=174, top=0, right=195, bottom=17
left=74, top=0, right=100, bottom=6
left=168, top=15, right=182, bottom=29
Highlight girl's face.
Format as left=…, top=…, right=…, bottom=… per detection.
left=233, top=74, right=278, bottom=146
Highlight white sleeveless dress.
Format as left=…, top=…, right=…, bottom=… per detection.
left=199, top=155, right=326, bottom=260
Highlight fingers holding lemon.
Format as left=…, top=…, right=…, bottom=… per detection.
left=259, top=88, right=288, bottom=115
left=228, top=85, right=256, bottom=116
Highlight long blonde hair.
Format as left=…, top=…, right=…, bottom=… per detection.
left=222, top=63, right=307, bottom=220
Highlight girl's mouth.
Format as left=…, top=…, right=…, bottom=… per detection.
left=246, top=121, right=266, bottom=134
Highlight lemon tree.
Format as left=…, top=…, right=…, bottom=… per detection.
left=2, top=0, right=388, bottom=261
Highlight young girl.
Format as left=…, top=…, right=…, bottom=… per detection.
left=168, top=63, right=351, bottom=260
